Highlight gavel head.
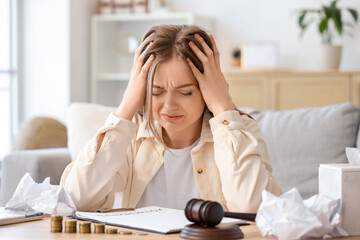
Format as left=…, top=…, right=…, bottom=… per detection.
left=184, top=199, right=224, bottom=227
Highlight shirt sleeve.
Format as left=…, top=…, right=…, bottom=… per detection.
left=209, top=110, right=282, bottom=212
left=60, top=113, right=138, bottom=211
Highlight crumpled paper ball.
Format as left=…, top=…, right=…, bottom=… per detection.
left=256, top=188, right=348, bottom=240
left=6, top=173, right=76, bottom=216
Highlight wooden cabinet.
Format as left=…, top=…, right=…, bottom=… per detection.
left=352, top=75, right=360, bottom=107
left=224, top=70, right=360, bottom=110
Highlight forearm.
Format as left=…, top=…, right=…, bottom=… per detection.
left=61, top=113, right=138, bottom=211
left=210, top=110, right=282, bottom=212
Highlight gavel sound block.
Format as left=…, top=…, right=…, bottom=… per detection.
left=180, top=199, right=257, bottom=240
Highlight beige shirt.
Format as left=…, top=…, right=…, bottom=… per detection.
left=60, top=110, right=282, bottom=212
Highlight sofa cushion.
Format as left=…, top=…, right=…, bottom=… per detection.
left=67, top=102, right=360, bottom=198
left=245, top=102, right=360, bottom=198
left=67, top=103, right=116, bottom=161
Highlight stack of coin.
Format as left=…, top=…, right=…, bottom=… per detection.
left=119, top=230, right=133, bottom=235
left=79, top=222, right=91, bottom=234
left=106, top=228, right=118, bottom=234
left=94, top=223, right=105, bottom=234
left=64, top=219, right=77, bottom=233
left=50, top=216, right=63, bottom=233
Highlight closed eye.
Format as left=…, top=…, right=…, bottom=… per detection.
left=152, top=92, right=163, bottom=96
left=181, top=92, right=193, bottom=96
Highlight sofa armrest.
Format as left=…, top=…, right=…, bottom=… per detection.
left=0, top=148, right=71, bottom=206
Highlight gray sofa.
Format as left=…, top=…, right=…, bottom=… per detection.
left=1, top=102, right=359, bottom=206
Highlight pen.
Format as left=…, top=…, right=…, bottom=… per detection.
left=96, top=208, right=135, bottom=213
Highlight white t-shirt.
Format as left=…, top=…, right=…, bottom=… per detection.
left=136, top=139, right=201, bottom=210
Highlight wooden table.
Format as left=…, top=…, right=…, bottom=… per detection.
left=0, top=217, right=359, bottom=239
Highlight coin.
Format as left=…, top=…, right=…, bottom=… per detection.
left=51, top=215, right=63, bottom=221
left=79, top=222, right=91, bottom=234
left=106, top=228, right=118, bottom=234
left=50, top=215, right=63, bottom=233
left=94, top=223, right=105, bottom=233
left=65, top=227, right=77, bottom=233
left=51, top=222, right=63, bottom=228
left=119, top=230, right=133, bottom=235
left=50, top=227, right=63, bottom=233
left=65, top=220, right=77, bottom=228
left=134, top=232, right=149, bottom=236
left=79, top=227, right=91, bottom=233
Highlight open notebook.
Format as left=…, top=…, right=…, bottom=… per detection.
left=75, top=206, right=247, bottom=234
left=0, top=207, right=44, bottom=226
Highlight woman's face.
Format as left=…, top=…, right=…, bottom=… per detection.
left=152, top=57, right=206, bottom=137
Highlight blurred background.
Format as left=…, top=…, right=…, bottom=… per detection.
left=0, top=0, right=359, bottom=158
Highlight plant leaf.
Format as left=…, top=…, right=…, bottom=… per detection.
left=332, top=9, right=342, bottom=35
left=348, top=8, right=358, bottom=22
left=319, top=18, right=328, bottom=33
left=324, top=6, right=332, bottom=18
left=298, top=11, right=307, bottom=27
left=330, top=0, right=338, bottom=8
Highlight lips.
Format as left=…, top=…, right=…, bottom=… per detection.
left=161, top=114, right=184, bottom=122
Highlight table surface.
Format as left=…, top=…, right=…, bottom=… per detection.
left=0, top=217, right=360, bottom=240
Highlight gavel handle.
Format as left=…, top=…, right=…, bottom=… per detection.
left=224, top=212, right=256, bottom=222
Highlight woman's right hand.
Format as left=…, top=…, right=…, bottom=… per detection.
left=115, top=35, right=155, bottom=120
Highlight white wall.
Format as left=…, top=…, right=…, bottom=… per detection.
left=69, top=0, right=97, bottom=103
left=21, top=0, right=70, bottom=123
left=166, top=0, right=360, bottom=71
left=19, top=0, right=97, bottom=124
left=18, top=0, right=360, bottom=125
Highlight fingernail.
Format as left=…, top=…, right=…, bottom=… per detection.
left=189, top=41, right=193, bottom=46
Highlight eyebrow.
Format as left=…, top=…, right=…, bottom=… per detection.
left=153, top=83, right=195, bottom=89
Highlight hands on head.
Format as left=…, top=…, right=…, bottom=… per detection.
left=115, top=25, right=234, bottom=122
left=187, top=34, right=234, bottom=116
left=115, top=33, right=155, bottom=120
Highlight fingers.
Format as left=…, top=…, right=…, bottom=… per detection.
left=139, top=54, right=155, bottom=79
left=134, top=41, right=153, bottom=74
left=209, top=35, right=221, bottom=70
left=194, top=34, right=215, bottom=63
left=189, top=34, right=216, bottom=70
left=133, top=33, right=154, bottom=67
left=186, top=58, right=203, bottom=83
left=188, top=41, right=212, bottom=71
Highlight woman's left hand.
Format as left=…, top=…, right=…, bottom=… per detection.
left=187, top=34, right=234, bottom=116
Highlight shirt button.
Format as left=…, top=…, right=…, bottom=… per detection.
left=222, top=120, right=229, bottom=126
left=109, top=123, right=114, bottom=127
left=197, top=168, right=203, bottom=174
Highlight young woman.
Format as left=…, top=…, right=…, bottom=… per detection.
left=60, top=25, right=282, bottom=213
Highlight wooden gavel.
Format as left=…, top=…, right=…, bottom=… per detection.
left=184, top=199, right=257, bottom=227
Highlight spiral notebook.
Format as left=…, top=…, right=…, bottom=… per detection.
left=75, top=206, right=246, bottom=234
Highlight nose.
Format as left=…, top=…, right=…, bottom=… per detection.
left=163, top=92, right=178, bottom=110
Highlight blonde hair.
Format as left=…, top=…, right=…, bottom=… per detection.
left=138, top=25, right=252, bottom=146
left=138, top=25, right=213, bottom=145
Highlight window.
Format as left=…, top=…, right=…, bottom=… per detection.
left=0, top=0, right=17, bottom=157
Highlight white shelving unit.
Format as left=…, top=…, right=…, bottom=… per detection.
left=91, top=12, right=212, bottom=106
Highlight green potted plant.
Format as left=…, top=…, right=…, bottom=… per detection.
left=297, top=0, right=358, bottom=70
